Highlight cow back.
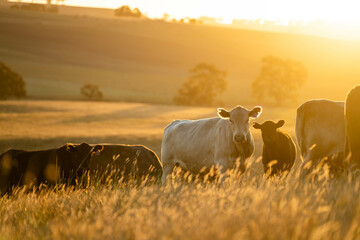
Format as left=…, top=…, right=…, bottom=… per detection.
left=296, top=99, right=345, bottom=162
left=89, top=144, right=162, bottom=182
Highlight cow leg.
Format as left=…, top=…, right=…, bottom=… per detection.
left=239, top=156, right=247, bottom=174
left=299, top=153, right=319, bottom=180
left=216, top=160, right=230, bottom=183
left=161, top=162, right=175, bottom=184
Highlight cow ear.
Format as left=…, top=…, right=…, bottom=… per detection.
left=78, top=142, right=89, bottom=150
left=218, top=108, right=230, bottom=119
left=276, top=120, right=285, bottom=128
left=66, top=143, right=77, bottom=153
left=253, top=122, right=262, bottom=129
left=94, top=145, right=104, bottom=152
left=249, top=106, right=262, bottom=118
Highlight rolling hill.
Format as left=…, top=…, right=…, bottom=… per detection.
left=1, top=5, right=360, bottom=105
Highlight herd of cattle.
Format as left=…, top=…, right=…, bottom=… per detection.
left=1, top=86, right=360, bottom=194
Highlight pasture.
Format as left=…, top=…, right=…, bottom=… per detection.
left=1, top=6, right=360, bottom=105
left=1, top=100, right=360, bottom=239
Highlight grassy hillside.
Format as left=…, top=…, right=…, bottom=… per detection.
left=0, top=6, right=359, bottom=105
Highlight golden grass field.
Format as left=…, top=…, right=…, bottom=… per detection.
left=1, top=3, right=360, bottom=239
left=1, top=100, right=360, bottom=239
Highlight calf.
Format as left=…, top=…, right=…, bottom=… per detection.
left=88, top=144, right=163, bottom=183
left=0, top=143, right=103, bottom=194
left=253, top=120, right=296, bottom=176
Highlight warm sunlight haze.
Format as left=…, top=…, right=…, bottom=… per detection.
left=13, top=0, right=360, bottom=23
left=1, top=0, right=360, bottom=239
left=12, top=0, right=360, bottom=39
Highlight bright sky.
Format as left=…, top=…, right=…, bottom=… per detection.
left=62, top=0, right=360, bottom=24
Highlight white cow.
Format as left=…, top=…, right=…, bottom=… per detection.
left=161, top=106, right=262, bottom=182
left=295, top=99, right=345, bottom=172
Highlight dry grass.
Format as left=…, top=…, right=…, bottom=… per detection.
left=1, top=166, right=360, bottom=240
left=1, top=100, right=358, bottom=240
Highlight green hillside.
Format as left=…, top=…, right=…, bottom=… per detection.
left=1, top=6, right=360, bottom=105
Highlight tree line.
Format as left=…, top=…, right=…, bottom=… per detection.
left=9, top=0, right=65, bottom=13
left=174, top=56, right=307, bottom=106
left=0, top=57, right=307, bottom=105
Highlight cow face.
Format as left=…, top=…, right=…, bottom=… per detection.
left=253, top=120, right=285, bottom=144
left=218, top=106, right=262, bottom=144
left=57, top=143, right=104, bottom=182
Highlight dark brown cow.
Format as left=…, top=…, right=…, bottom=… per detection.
left=253, top=120, right=296, bottom=176
left=0, top=143, right=103, bottom=194
left=88, top=144, right=163, bottom=183
left=345, top=86, right=360, bottom=168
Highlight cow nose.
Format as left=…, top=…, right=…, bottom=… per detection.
left=234, top=134, right=246, bottom=143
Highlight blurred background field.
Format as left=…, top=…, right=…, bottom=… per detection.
left=0, top=5, right=358, bottom=105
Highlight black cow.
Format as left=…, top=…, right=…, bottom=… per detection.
left=0, top=143, right=103, bottom=194
left=253, top=120, right=296, bottom=176
left=88, top=144, right=163, bottom=183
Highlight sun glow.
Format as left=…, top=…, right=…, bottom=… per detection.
left=12, top=0, right=360, bottom=23
left=61, top=0, right=360, bottom=23
left=10, top=0, right=360, bottom=39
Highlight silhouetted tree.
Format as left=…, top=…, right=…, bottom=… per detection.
left=252, top=56, right=307, bottom=104
left=0, top=62, right=26, bottom=100
left=81, top=84, right=103, bottom=101
left=174, top=63, right=227, bottom=106
left=114, top=5, right=142, bottom=18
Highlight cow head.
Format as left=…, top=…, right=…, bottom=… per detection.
left=57, top=143, right=104, bottom=183
left=253, top=120, right=285, bottom=144
left=218, top=106, right=262, bottom=144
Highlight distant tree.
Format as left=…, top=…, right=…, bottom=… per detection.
left=46, top=0, right=64, bottom=6
left=114, top=5, right=142, bottom=18
left=0, top=62, right=26, bottom=100
left=162, top=13, right=170, bottom=22
left=252, top=56, right=307, bottom=104
left=45, top=0, right=61, bottom=12
left=81, top=84, right=103, bottom=101
left=174, top=63, right=227, bottom=106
